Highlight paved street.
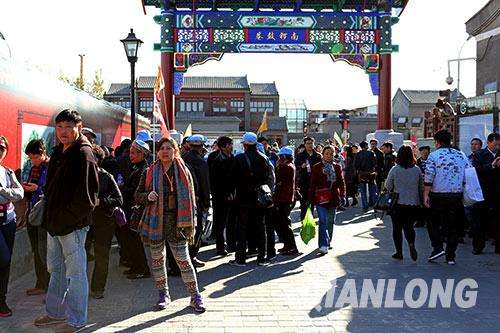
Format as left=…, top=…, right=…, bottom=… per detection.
left=1, top=206, right=499, bottom=333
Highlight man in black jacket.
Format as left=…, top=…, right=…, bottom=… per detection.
left=182, top=134, right=211, bottom=268
left=35, top=109, right=99, bottom=332
left=208, top=136, right=235, bottom=256
left=229, top=132, right=271, bottom=266
left=354, top=141, right=378, bottom=211
left=295, top=137, right=322, bottom=220
left=471, top=133, right=500, bottom=254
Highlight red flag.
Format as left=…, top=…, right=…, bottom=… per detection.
left=153, top=66, right=170, bottom=138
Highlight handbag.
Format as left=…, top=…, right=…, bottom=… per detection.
left=374, top=191, right=399, bottom=212
left=463, top=166, right=484, bottom=207
left=112, top=207, right=128, bottom=227
left=28, top=198, right=45, bottom=227
left=256, top=184, right=274, bottom=208
left=244, top=153, right=274, bottom=208
left=315, top=188, right=333, bottom=205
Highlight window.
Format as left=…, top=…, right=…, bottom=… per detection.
left=213, top=99, right=227, bottom=113
left=411, top=117, right=422, bottom=127
left=397, top=117, right=407, bottom=127
left=484, top=82, right=497, bottom=95
left=139, top=99, right=153, bottom=114
left=250, top=100, right=274, bottom=112
left=116, top=100, right=131, bottom=109
left=230, top=100, right=244, bottom=112
left=179, top=101, right=204, bottom=112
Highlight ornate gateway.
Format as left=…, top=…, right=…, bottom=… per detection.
left=143, top=0, right=408, bottom=130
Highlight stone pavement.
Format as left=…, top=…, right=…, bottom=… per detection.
left=1, top=207, right=499, bottom=333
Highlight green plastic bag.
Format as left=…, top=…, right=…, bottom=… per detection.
left=300, top=207, right=316, bottom=245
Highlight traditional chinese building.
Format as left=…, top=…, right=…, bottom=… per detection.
left=104, top=76, right=288, bottom=143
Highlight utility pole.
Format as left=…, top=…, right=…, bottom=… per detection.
left=78, top=54, right=85, bottom=90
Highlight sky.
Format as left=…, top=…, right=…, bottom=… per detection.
left=0, top=0, right=490, bottom=110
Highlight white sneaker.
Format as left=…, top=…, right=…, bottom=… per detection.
left=318, top=246, right=329, bottom=254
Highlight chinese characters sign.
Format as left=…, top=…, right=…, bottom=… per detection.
left=247, top=29, right=307, bottom=44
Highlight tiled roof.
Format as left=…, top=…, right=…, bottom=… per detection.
left=183, top=76, right=249, bottom=90
left=400, top=90, right=440, bottom=104
left=250, top=83, right=278, bottom=96
left=106, top=83, right=130, bottom=96
left=135, top=76, right=250, bottom=90
left=137, top=76, right=156, bottom=89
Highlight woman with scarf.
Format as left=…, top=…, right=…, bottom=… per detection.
left=308, top=145, right=346, bottom=254
left=135, top=137, right=205, bottom=313
left=0, top=136, right=24, bottom=317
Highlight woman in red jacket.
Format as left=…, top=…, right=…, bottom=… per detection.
left=308, top=146, right=346, bottom=254
left=273, top=147, right=299, bottom=255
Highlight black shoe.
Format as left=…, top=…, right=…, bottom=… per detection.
left=267, top=254, right=277, bottom=261
left=123, top=268, right=134, bottom=275
left=228, top=260, right=246, bottom=267
left=257, top=260, right=269, bottom=266
left=458, top=237, right=465, bottom=244
left=447, top=259, right=456, bottom=265
left=246, top=250, right=258, bottom=258
left=392, top=252, right=403, bottom=260
left=428, top=250, right=445, bottom=262
left=191, top=258, right=206, bottom=268
left=0, top=301, right=12, bottom=317
left=216, top=250, right=229, bottom=257
left=409, top=245, right=418, bottom=262
left=472, top=249, right=483, bottom=255
left=352, top=198, right=358, bottom=206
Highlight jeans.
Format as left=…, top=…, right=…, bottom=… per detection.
left=0, top=218, right=16, bottom=303
left=46, top=227, right=89, bottom=328
left=27, top=224, right=49, bottom=290
left=316, top=206, right=337, bottom=248
left=428, top=194, right=463, bottom=260
left=390, top=205, right=417, bottom=254
left=359, top=182, right=378, bottom=209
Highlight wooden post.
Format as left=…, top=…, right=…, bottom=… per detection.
left=377, top=54, right=392, bottom=130
left=161, top=52, right=175, bottom=130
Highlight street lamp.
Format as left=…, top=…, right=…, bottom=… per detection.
left=121, top=28, right=143, bottom=140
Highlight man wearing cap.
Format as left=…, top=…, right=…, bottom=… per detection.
left=229, top=132, right=271, bottom=266
left=182, top=134, right=211, bottom=268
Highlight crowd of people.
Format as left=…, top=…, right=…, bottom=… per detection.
left=0, top=108, right=499, bottom=332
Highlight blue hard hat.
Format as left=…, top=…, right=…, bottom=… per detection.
left=242, top=132, right=257, bottom=145
left=256, top=142, right=265, bottom=153
left=136, top=130, right=152, bottom=142
left=279, top=146, right=294, bottom=157
left=187, top=134, right=206, bottom=145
